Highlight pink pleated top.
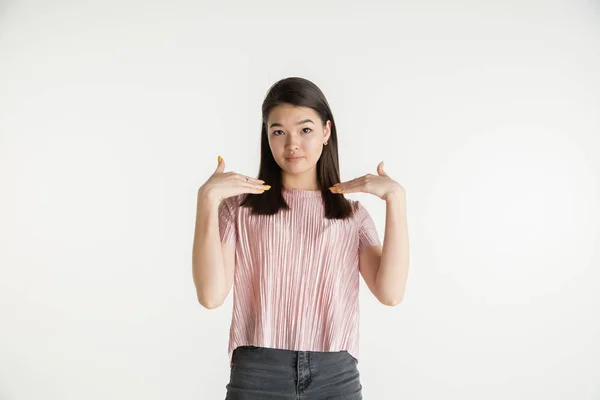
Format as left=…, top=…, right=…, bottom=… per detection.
left=218, top=187, right=381, bottom=367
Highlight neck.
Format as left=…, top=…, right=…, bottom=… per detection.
left=282, top=170, right=319, bottom=190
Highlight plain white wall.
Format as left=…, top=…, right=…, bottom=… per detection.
left=1, top=0, right=599, bottom=399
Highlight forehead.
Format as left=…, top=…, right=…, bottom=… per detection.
left=267, top=104, right=320, bottom=124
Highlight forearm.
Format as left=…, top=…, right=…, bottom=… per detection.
left=375, top=191, right=410, bottom=305
left=192, top=190, right=226, bottom=307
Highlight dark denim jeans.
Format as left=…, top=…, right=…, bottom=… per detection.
left=225, top=345, right=363, bottom=400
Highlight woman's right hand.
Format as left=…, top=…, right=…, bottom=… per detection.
left=198, top=156, right=271, bottom=204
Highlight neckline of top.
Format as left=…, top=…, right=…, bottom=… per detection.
left=282, top=186, right=323, bottom=198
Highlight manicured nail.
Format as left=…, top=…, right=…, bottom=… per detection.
left=264, top=185, right=271, bottom=189
left=218, top=155, right=222, bottom=163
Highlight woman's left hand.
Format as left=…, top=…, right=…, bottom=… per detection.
left=329, top=161, right=406, bottom=201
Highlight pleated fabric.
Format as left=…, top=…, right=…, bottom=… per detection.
left=218, top=187, right=381, bottom=368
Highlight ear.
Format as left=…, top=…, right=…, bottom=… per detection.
left=324, top=120, right=332, bottom=142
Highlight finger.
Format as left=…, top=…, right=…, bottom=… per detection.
left=329, top=182, right=342, bottom=193
left=334, top=183, right=354, bottom=193
left=244, top=182, right=271, bottom=193
left=333, top=178, right=353, bottom=188
left=242, top=181, right=271, bottom=190
left=215, top=155, right=225, bottom=173
left=329, top=184, right=345, bottom=193
left=330, top=179, right=349, bottom=193
left=236, top=173, right=265, bottom=184
left=337, top=176, right=367, bottom=193
left=332, top=177, right=359, bottom=190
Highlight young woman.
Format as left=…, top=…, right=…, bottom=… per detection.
left=192, top=77, right=410, bottom=399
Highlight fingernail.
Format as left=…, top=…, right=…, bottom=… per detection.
left=260, top=190, right=265, bottom=193
left=264, top=185, right=271, bottom=189
left=218, top=155, right=222, bottom=163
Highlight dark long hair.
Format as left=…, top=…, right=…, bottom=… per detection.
left=240, top=77, right=357, bottom=219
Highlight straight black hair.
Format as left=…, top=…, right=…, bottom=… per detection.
left=240, top=76, right=357, bottom=219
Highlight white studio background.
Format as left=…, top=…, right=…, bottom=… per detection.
left=1, top=1, right=599, bottom=399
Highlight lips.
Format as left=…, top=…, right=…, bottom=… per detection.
left=285, top=156, right=304, bottom=161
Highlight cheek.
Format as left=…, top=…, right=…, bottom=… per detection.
left=268, top=139, right=281, bottom=153
left=307, top=138, right=324, bottom=155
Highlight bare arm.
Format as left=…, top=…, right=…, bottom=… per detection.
left=191, top=156, right=269, bottom=309
left=192, top=189, right=231, bottom=309
left=375, top=191, right=409, bottom=305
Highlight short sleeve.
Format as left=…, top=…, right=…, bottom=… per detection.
left=356, top=201, right=381, bottom=254
left=218, top=196, right=237, bottom=246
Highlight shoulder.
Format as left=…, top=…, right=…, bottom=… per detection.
left=349, top=199, right=366, bottom=217
left=219, top=194, right=246, bottom=215
left=222, top=194, right=245, bottom=207
left=348, top=199, right=378, bottom=227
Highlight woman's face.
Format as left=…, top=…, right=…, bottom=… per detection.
left=266, top=103, right=331, bottom=186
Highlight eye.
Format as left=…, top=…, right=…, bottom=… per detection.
left=272, top=128, right=312, bottom=136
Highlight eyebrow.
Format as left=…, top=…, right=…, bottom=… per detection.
left=269, top=119, right=314, bottom=129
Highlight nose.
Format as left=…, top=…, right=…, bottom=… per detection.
left=285, top=137, right=300, bottom=152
